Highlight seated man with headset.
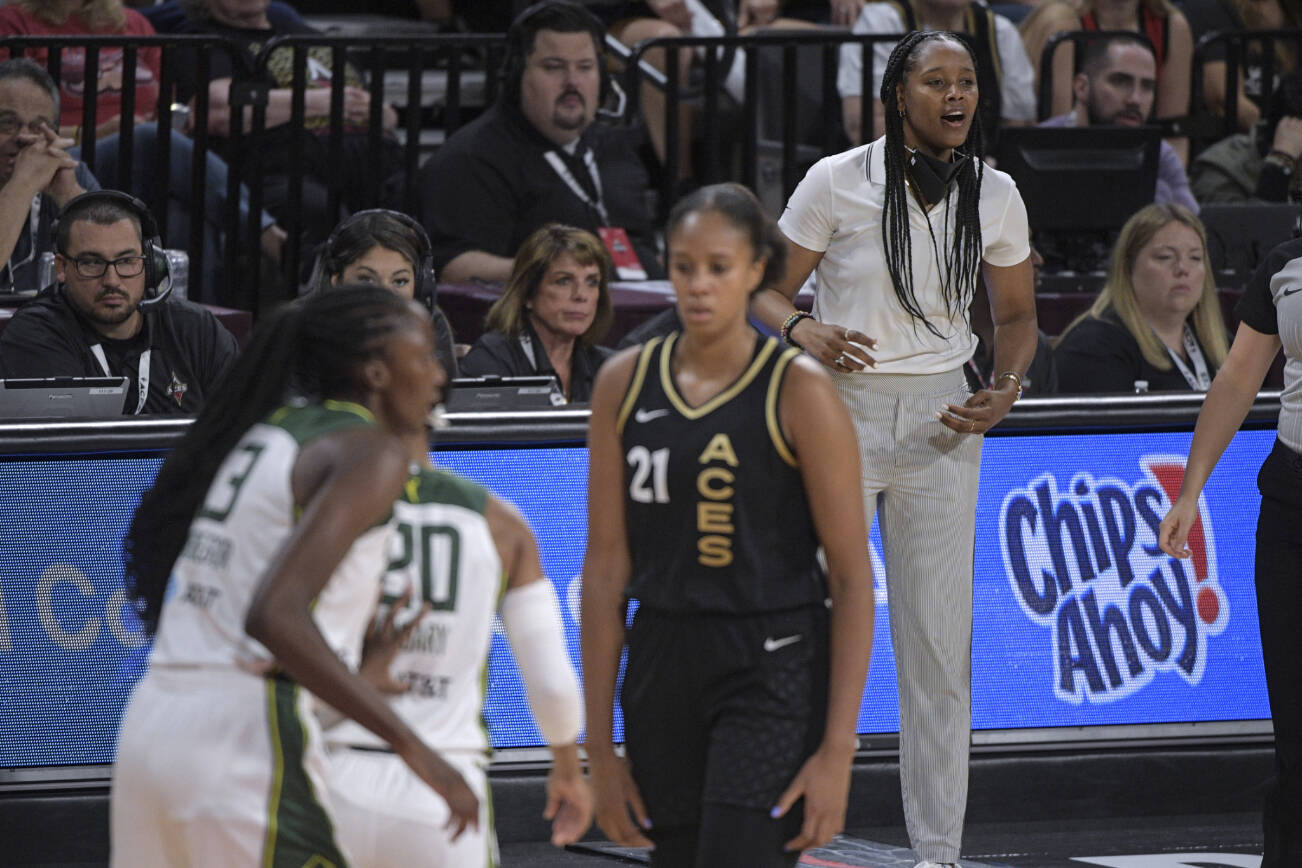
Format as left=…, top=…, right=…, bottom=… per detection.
left=0, top=190, right=237, bottom=414
left=417, top=0, right=660, bottom=285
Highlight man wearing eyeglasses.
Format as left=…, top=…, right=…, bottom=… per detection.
left=0, top=58, right=100, bottom=295
left=0, top=194, right=237, bottom=415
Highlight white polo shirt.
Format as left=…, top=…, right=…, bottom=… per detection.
left=778, top=137, right=1030, bottom=375
left=837, top=2, right=1037, bottom=123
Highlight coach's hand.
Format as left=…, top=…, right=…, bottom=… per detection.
left=589, top=751, right=653, bottom=848
left=772, top=744, right=853, bottom=852
left=789, top=317, right=878, bottom=373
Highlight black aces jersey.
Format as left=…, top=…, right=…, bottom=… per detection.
left=616, top=332, right=827, bottom=614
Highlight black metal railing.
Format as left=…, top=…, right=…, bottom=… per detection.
left=622, top=30, right=900, bottom=217
left=1188, top=28, right=1302, bottom=152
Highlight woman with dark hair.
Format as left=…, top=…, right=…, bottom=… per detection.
left=583, top=182, right=875, bottom=867
left=110, top=286, right=477, bottom=866
left=312, top=208, right=459, bottom=378
left=1054, top=203, right=1229, bottom=393
left=460, top=223, right=614, bottom=403
left=753, top=31, right=1037, bottom=868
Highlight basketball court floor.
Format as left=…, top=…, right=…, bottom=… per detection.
left=502, top=814, right=1264, bottom=867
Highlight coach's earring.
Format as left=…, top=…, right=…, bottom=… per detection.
left=898, top=106, right=906, bottom=118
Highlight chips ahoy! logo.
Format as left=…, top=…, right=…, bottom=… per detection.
left=999, top=456, right=1228, bottom=704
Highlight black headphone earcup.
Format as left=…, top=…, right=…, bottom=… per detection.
left=144, top=238, right=170, bottom=299
left=417, top=261, right=437, bottom=311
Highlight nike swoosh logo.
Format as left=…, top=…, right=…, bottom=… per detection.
left=634, top=408, right=669, bottom=423
left=763, top=634, right=802, bottom=652
left=1283, top=286, right=1302, bottom=297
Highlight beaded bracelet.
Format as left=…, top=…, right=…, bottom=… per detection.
left=780, top=311, right=814, bottom=348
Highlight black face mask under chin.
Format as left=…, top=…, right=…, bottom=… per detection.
left=907, top=148, right=965, bottom=205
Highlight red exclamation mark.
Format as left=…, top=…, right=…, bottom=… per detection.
left=1151, top=462, right=1219, bottom=625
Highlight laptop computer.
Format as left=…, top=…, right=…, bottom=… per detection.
left=0, top=377, right=128, bottom=419
left=444, top=375, right=566, bottom=412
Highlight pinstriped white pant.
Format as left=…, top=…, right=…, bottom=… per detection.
left=833, top=368, right=981, bottom=865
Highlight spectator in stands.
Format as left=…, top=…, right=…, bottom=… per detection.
left=1041, top=33, right=1198, bottom=212
left=309, top=208, right=459, bottom=378
left=0, top=191, right=237, bottom=414
left=1054, top=202, right=1228, bottom=392
left=459, top=224, right=613, bottom=404
left=0, top=58, right=98, bottom=294
left=1192, top=70, right=1302, bottom=204
left=1182, top=0, right=1301, bottom=134
left=0, top=0, right=288, bottom=304
left=0, top=0, right=158, bottom=142
left=418, top=0, right=661, bottom=284
left=1021, top=0, right=1193, bottom=160
left=837, top=0, right=1038, bottom=145
left=162, top=0, right=403, bottom=247
left=595, top=0, right=816, bottom=180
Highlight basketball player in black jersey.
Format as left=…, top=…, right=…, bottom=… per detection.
left=582, top=183, right=876, bottom=867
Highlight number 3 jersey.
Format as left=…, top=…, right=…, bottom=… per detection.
left=147, top=401, right=394, bottom=674
left=327, top=467, right=504, bottom=755
left=617, top=332, right=827, bottom=615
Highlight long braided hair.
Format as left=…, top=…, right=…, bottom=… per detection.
left=123, top=285, right=418, bottom=636
left=879, top=30, right=986, bottom=339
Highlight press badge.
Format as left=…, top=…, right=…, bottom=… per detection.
left=598, top=227, right=647, bottom=281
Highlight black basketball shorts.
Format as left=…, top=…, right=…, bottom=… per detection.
left=620, top=602, right=830, bottom=828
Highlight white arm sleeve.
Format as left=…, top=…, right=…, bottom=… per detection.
left=500, top=579, right=583, bottom=746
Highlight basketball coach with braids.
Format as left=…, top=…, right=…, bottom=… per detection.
left=752, top=31, right=1037, bottom=868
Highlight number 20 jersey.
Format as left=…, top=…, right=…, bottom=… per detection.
left=617, top=333, right=826, bottom=615
left=326, top=467, right=504, bottom=755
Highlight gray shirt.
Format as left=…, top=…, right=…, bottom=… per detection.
left=1237, top=236, right=1302, bottom=453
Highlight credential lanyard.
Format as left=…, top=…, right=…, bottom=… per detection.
left=543, top=147, right=609, bottom=226
left=90, top=343, right=151, bottom=415
left=0, top=195, right=41, bottom=289
left=517, top=333, right=537, bottom=370
left=1164, top=324, right=1212, bottom=391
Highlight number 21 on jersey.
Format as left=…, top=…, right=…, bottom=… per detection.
left=627, top=445, right=669, bottom=503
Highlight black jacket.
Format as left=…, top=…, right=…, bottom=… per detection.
left=459, top=320, right=612, bottom=404
left=418, top=102, right=661, bottom=278
left=1054, top=307, right=1217, bottom=393
left=0, top=287, right=237, bottom=414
